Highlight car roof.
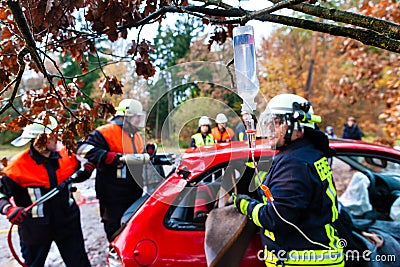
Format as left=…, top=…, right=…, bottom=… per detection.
left=177, top=139, right=400, bottom=182
left=329, top=138, right=400, bottom=157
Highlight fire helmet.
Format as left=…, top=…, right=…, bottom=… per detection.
left=258, top=94, right=321, bottom=141
left=115, top=99, right=143, bottom=116
left=11, top=116, right=58, bottom=147
left=215, top=113, right=228, bottom=124
left=265, top=94, right=316, bottom=129
left=198, top=116, right=211, bottom=127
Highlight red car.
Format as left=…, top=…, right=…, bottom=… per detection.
left=107, top=139, right=400, bottom=267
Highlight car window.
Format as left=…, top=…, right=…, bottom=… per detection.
left=332, top=153, right=400, bottom=197
left=164, top=159, right=259, bottom=230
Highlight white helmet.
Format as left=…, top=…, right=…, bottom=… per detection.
left=115, top=99, right=143, bottom=116
left=258, top=94, right=322, bottom=141
left=11, top=116, right=58, bottom=147
left=215, top=113, right=228, bottom=124
left=198, top=116, right=211, bottom=127
left=266, top=94, right=317, bottom=129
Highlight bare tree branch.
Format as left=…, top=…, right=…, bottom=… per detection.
left=282, top=2, right=400, bottom=40
left=254, top=13, right=400, bottom=53
left=0, top=47, right=28, bottom=116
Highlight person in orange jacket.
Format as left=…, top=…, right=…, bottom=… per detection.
left=211, top=113, right=234, bottom=143
left=0, top=116, right=93, bottom=267
left=77, top=99, right=148, bottom=242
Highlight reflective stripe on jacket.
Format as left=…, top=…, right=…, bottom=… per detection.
left=3, top=148, right=79, bottom=188
left=248, top=138, right=342, bottom=262
left=263, top=248, right=344, bottom=266
left=76, top=118, right=144, bottom=203
left=0, top=147, right=81, bottom=245
left=191, top=133, right=214, bottom=147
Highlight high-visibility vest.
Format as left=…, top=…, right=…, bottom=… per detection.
left=211, top=127, right=234, bottom=143
left=97, top=123, right=144, bottom=154
left=3, top=148, right=79, bottom=188
left=191, top=133, right=214, bottom=147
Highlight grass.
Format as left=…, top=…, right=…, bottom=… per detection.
left=0, top=144, right=26, bottom=159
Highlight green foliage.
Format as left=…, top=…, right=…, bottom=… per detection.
left=60, top=54, right=105, bottom=99
left=151, top=15, right=203, bottom=69
left=148, top=15, right=204, bottom=139
left=0, top=100, right=21, bottom=145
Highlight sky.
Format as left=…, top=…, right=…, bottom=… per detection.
left=126, top=0, right=277, bottom=48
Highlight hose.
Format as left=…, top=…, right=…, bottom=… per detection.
left=7, top=223, right=27, bottom=267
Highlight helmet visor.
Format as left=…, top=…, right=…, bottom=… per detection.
left=257, top=111, right=283, bottom=139
left=127, top=111, right=146, bottom=128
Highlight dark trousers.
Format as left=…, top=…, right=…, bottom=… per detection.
left=100, top=201, right=132, bottom=242
left=20, top=228, right=90, bottom=267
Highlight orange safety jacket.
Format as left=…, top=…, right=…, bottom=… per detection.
left=96, top=123, right=144, bottom=154
left=211, top=127, right=234, bottom=143
left=3, top=148, right=79, bottom=188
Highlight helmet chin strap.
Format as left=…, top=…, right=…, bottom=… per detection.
left=283, top=114, right=295, bottom=145
left=283, top=117, right=304, bottom=145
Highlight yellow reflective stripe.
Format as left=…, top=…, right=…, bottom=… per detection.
left=265, top=249, right=344, bottom=266
left=251, top=203, right=264, bottom=227
left=314, top=157, right=338, bottom=221
left=263, top=228, right=276, bottom=241
left=325, top=224, right=341, bottom=250
left=245, top=162, right=255, bottom=168
left=254, top=171, right=267, bottom=188
left=326, top=183, right=339, bottom=221
left=239, top=199, right=249, bottom=215
left=262, top=195, right=268, bottom=204
left=238, top=132, right=245, bottom=141
left=314, top=157, right=331, bottom=182
left=27, top=188, right=38, bottom=218
left=264, top=250, right=279, bottom=263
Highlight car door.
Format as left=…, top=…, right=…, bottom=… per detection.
left=162, top=161, right=265, bottom=267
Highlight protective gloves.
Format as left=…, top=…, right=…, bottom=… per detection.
left=104, top=152, right=150, bottom=166
left=103, top=152, right=122, bottom=165
left=232, top=193, right=254, bottom=216
left=120, top=153, right=150, bottom=165
left=6, top=206, right=27, bottom=226
left=73, top=162, right=96, bottom=183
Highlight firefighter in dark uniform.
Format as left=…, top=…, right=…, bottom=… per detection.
left=77, top=99, right=148, bottom=242
left=0, top=117, right=92, bottom=267
left=233, top=94, right=344, bottom=266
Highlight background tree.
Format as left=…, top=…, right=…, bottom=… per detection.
left=148, top=16, right=203, bottom=139
left=61, top=54, right=104, bottom=98
left=258, top=27, right=382, bottom=139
